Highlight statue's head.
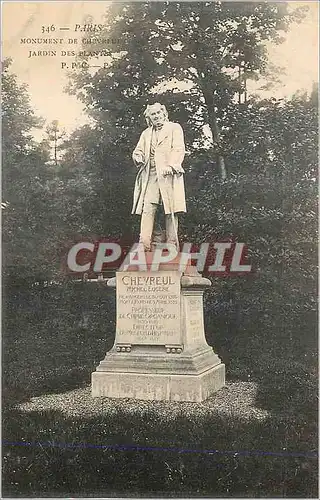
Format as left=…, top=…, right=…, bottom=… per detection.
left=144, top=103, right=168, bottom=127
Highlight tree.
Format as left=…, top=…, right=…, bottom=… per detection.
left=187, top=91, right=318, bottom=377
left=69, top=1, right=307, bottom=181
left=45, top=120, right=66, bottom=166
left=2, top=60, right=62, bottom=284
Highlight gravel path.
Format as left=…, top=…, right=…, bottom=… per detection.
left=16, top=381, right=270, bottom=421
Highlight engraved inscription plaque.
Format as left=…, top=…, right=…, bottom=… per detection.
left=116, top=271, right=182, bottom=345
left=185, top=295, right=205, bottom=344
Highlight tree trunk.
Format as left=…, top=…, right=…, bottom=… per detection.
left=218, top=155, right=227, bottom=181
left=202, top=89, right=227, bottom=181
left=54, top=129, right=58, bottom=166
left=238, top=64, right=242, bottom=105
left=244, top=71, right=248, bottom=103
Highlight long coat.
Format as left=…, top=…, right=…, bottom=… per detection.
left=131, top=121, right=186, bottom=215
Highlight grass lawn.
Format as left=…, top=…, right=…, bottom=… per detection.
left=2, top=284, right=318, bottom=498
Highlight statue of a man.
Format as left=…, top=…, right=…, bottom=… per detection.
left=131, top=103, right=186, bottom=251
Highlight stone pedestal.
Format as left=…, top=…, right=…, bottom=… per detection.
left=91, top=252, right=225, bottom=402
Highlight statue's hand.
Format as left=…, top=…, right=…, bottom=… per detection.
left=162, top=167, right=173, bottom=177
left=172, top=166, right=184, bottom=177
left=133, top=154, right=144, bottom=167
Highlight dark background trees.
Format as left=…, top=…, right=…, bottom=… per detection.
left=2, top=59, right=59, bottom=285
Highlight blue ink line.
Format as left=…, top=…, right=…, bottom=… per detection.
left=2, top=440, right=318, bottom=459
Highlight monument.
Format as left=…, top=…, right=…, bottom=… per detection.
left=91, top=103, right=225, bottom=402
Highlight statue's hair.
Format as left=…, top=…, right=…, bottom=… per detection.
left=144, top=103, right=169, bottom=127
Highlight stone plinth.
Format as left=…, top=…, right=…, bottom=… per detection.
left=91, top=252, right=225, bottom=402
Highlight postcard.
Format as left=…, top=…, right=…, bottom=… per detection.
left=2, top=1, right=318, bottom=498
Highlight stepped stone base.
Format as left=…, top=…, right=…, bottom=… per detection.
left=92, top=363, right=225, bottom=402
left=92, top=252, right=226, bottom=402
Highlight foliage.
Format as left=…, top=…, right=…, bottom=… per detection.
left=57, top=124, right=137, bottom=239
left=187, top=92, right=318, bottom=396
left=2, top=62, right=89, bottom=285
left=2, top=60, right=60, bottom=284
left=68, top=1, right=307, bottom=179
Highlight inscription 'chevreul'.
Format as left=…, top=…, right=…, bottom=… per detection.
left=122, top=275, right=175, bottom=286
